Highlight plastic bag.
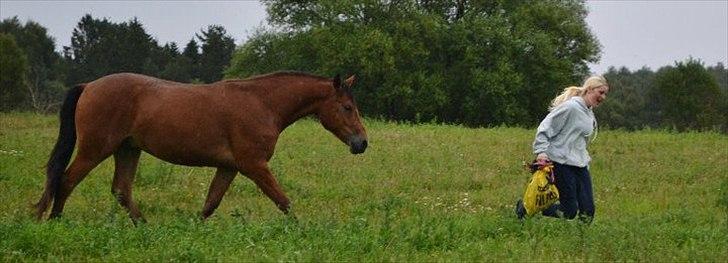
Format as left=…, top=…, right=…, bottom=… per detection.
left=522, top=161, right=559, bottom=216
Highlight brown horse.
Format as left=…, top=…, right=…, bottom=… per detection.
left=34, top=71, right=368, bottom=223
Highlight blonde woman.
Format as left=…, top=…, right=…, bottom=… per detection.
left=516, top=76, right=609, bottom=223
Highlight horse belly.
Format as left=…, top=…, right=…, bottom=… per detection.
left=145, top=144, right=234, bottom=167
left=132, top=118, right=236, bottom=168
left=138, top=136, right=235, bottom=167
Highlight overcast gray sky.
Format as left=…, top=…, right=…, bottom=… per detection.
left=1, top=0, right=726, bottom=74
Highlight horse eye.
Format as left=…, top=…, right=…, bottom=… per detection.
left=343, top=105, right=353, bottom=111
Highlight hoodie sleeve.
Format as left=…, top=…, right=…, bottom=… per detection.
left=533, top=104, right=572, bottom=155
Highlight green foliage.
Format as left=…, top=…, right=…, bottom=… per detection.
left=0, top=33, right=28, bottom=111
left=181, top=39, right=202, bottom=81
left=597, top=67, right=659, bottom=130
left=596, top=61, right=727, bottom=133
left=63, top=15, right=235, bottom=85
left=707, top=63, right=728, bottom=95
left=64, top=15, right=160, bottom=84
left=0, top=17, right=67, bottom=112
left=160, top=56, right=194, bottom=83
left=655, top=58, right=726, bottom=132
left=228, top=0, right=601, bottom=127
left=197, top=25, right=236, bottom=83
left=1, top=113, right=726, bottom=261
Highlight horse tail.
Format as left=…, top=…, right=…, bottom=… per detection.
left=35, top=84, right=85, bottom=219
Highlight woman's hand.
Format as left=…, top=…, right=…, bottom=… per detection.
left=536, top=153, right=550, bottom=163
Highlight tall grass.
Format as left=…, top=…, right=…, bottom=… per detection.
left=1, top=112, right=726, bottom=261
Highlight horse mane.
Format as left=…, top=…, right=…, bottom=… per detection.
left=224, top=71, right=331, bottom=83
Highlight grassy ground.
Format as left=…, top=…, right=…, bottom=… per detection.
left=1, top=112, right=726, bottom=261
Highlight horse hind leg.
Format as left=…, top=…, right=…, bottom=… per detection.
left=200, top=167, right=237, bottom=219
left=48, top=153, right=106, bottom=219
left=111, top=143, right=145, bottom=224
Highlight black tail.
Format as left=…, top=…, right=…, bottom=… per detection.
left=35, top=84, right=84, bottom=219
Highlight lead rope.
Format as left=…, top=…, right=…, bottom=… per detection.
left=590, top=118, right=598, bottom=143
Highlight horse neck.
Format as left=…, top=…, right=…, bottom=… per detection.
left=251, top=79, right=332, bottom=130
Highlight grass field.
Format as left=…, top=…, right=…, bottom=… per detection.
left=1, top=112, right=726, bottom=261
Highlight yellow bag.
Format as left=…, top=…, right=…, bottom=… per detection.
left=522, top=162, right=559, bottom=216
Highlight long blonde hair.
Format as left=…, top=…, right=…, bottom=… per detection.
left=549, top=75, right=608, bottom=111
left=549, top=75, right=608, bottom=142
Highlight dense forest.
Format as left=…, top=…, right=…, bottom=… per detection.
left=1, top=0, right=726, bottom=132
left=1, top=14, right=235, bottom=112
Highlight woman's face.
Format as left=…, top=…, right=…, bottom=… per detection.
left=584, top=85, right=609, bottom=108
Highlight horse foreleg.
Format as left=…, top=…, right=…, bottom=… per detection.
left=200, top=167, right=237, bottom=219
left=240, top=163, right=291, bottom=214
left=112, top=145, right=145, bottom=225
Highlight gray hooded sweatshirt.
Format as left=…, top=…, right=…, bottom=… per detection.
left=533, top=96, right=595, bottom=167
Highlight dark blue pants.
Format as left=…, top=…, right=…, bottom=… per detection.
left=542, top=162, right=595, bottom=222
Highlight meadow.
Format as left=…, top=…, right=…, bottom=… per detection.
left=1, top=112, right=726, bottom=261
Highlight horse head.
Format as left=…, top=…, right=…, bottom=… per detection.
left=317, top=74, right=368, bottom=154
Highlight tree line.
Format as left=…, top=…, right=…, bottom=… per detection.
left=598, top=60, right=727, bottom=132
left=1, top=1, right=726, bottom=133
left=1, top=14, right=235, bottom=112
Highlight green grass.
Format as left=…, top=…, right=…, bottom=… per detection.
left=1, top=112, right=726, bottom=261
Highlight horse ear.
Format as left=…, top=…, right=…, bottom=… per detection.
left=333, top=74, right=342, bottom=90
left=344, top=75, right=356, bottom=87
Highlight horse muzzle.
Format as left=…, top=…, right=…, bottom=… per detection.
left=348, top=135, right=368, bottom=154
